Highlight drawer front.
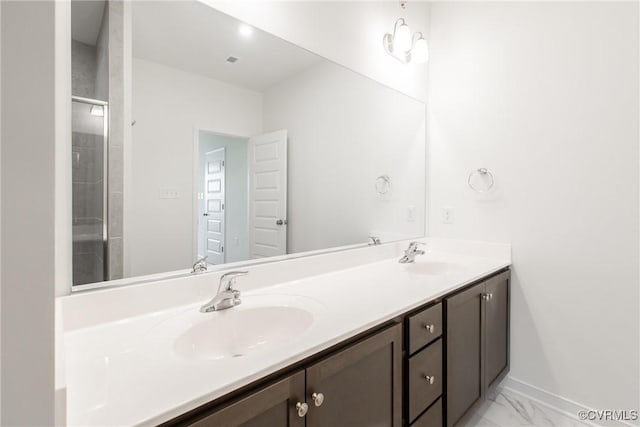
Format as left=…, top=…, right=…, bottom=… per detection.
left=408, top=303, right=442, bottom=354
left=408, top=339, right=443, bottom=422
left=411, top=398, right=442, bottom=427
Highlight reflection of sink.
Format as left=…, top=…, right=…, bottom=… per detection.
left=175, top=306, right=313, bottom=361
left=143, top=295, right=322, bottom=361
left=406, top=261, right=464, bottom=276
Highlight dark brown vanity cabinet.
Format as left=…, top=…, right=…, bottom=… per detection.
left=405, top=303, right=444, bottom=427
left=306, top=323, right=402, bottom=427
left=444, top=270, right=510, bottom=427
left=189, top=371, right=306, bottom=427
left=169, top=269, right=510, bottom=427
left=186, top=323, right=403, bottom=427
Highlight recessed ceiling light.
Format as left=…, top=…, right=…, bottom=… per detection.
left=90, top=105, right=104, bottom=117
left=238, top=24, right=253, bottom=38
left=226, top=56, right=239, bottom=64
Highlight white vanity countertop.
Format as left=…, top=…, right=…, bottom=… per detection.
left=60, top=239, right=510, bottom=426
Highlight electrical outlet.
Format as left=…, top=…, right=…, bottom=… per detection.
left=442, top=207, right=454, bottom=224
left=407, top=205, right=416, bottom=222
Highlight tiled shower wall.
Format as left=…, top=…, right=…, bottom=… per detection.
left=107, top=0, right=124, bottom=280
left=71, top=132, right=105, bottom=285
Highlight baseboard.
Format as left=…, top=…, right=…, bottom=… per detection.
left=502, top=377, right=638, bottom=427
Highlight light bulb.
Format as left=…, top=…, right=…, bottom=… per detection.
left=412, top=36, right=429, bottom=63
left=394, top=21, right=412, bottom=53
left=90, top=105, right=104, bottom=117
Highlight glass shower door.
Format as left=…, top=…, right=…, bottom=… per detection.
left=71, top=97, right=109, bottom=286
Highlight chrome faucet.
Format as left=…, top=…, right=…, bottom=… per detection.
left=200, top=271, right=248, bottom=313
left=399, top=241, right=426, bottom=263
left=369, top=236, right=382, bottom=245
left=191, top=256, right=208, bottom=274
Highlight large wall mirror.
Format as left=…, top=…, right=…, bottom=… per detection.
left=70, top=0, right=426, bottom=289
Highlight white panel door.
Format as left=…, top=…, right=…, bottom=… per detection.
left=204, top=148, right=225, bottom=265
left=249, top=130, right=287, bottom=259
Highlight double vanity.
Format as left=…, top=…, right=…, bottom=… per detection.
left=57, top=238, right=511, bottom=426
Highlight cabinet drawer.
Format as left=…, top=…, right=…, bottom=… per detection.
left=408, top=338, right=442, bottom=422
left=408, top=303, right=442, bottom=354
left=412, top=398, right=442, bottom=427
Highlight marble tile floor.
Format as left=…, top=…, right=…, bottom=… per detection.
left=462, top=388, right=592, bottom=427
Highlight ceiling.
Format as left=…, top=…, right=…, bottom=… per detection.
left=71, top=0, right=106, bottom=46
left=132, top=1, right=322, bottom=92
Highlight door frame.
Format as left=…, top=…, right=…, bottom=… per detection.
left=192, top=126, right=251, bottom=263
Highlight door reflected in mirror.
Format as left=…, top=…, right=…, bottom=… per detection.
left=70, top=0, right=426, bottom=288
left=197, top=129, right=289, bottom=267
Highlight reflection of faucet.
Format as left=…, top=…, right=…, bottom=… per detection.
left=191, top=256, right=208, bottom=273
left=399, top=241, right=426, bottom=263
left=369, top=236, right=382, bottom=245
left=200, top=271, right=248, bottom=313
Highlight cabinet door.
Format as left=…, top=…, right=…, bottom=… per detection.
left=306, top=323, right=403, bottom=427
left=445, top=282, right=485, bottom=427
left=485, top=271, right=510, bottom=390
left=190, top=371, right=305, bottom=427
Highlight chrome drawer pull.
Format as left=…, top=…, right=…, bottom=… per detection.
left=424, top=374, right=435, bottom=384
left=423, top=324, right=435, bottom=333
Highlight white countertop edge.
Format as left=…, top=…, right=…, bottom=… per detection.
left=141, top=260, right=511, bottom=427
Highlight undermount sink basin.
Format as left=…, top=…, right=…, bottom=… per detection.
left=405, top=260, right=465, bottom=276
left=175, top=306, right=313, bottom=360
left=144, top=294, right=322, bottom=361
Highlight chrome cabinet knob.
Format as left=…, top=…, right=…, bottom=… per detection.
left=489, top=293, right=494, bottom=300
left=276, top=219, right=288, bottom=226
left=424, top=324, right=435, bottom=333
left=311, top=392, right=325, bottom=407
left=482, top=293, right=490, bottom=300
left=424, top=374, right=435, bottom=384
left=296, top=402, right=309, bottom=417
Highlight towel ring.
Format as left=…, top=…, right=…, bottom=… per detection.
left=468, top=168, right=494, bottom=193
left=375, top=175, right=391, bottom=195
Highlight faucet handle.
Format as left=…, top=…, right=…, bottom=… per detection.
left=191, top=256, right=208, bottom=273
left=219, top=271, right=249, bottom=291
left=368, top=236, right=381, bottom=245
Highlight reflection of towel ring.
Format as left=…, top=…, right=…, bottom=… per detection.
left=468, top=168, right=494, bottom=193
left=375, top=175, right=391, bottom=195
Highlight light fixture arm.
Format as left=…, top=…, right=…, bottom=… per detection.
left=411, top=31, right=424, bottom=46
left=392, top=18, right=406, bottom=42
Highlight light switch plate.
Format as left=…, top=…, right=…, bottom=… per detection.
left=159, top=187, right=180, bottom=199
left=407, top=205, right=417, bottom=222
left=442, top=207, right=454, bottom=224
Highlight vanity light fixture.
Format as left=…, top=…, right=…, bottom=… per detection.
left=383, top=1, right=428, bottom=64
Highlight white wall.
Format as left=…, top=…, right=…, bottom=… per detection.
left=263, top=61, right=426, bottom=253
left=208, top=0, right=430, bottom=103
left=427, top=1, right=639, bottom=417
left=55, top=0, right=73, bottom=298
left=198, top=132, right=250, bottom=263
left=1, top=1, right=57, bottom=424
left=129, top=58, right=262, bottom=277
left=0, top=3, right=3, bottom=420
